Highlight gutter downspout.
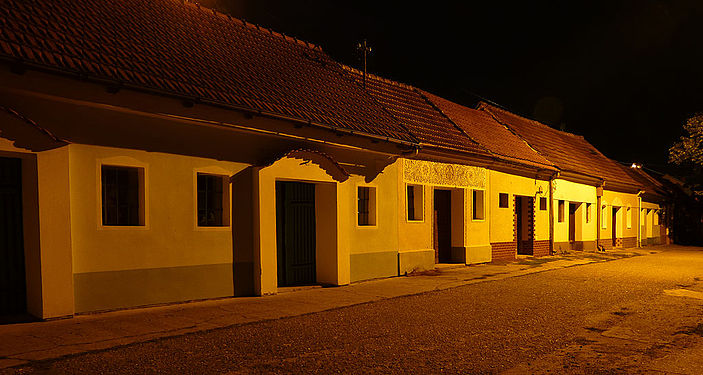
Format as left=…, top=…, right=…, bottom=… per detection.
left=549, top=171, right=560, bottom=255
left=636, top=190, right=644, bottom=247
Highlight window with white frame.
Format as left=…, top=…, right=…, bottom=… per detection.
left=197, top=173, right=229, bottom=227
left=557, top=200, right=565, bottom=222
left=626, top=207, right=632, bottom=228
left=407, top=184, right=424, bottom=221
left=358, top=186, right=377, bottom=226
left=101, top=165, right=144, bottom=226
left=499, top=193, right=509, bottom=208
left=539, top=197, right=547, bottom=211
left=472, top=190, right=485, bottom=220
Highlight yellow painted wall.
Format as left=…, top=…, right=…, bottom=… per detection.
left=257, top=157, right=349, bottom=295
left=346, top=162, right=399, bottom=256
left=68, top=144, right=247, bottom=273
left=37, top=146, right=75, bottom=318
left=601, top=190, right=639, bottom=240
left=398, top=159, right=489, bottom=267
left=552, top=179, right=597, bottom=243
left=642, top=201, right=660, bottom=240
left=489, top=170, right=550, bottom=243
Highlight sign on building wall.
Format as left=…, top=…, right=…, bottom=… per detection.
left=403, top=159, right=487, bottom=188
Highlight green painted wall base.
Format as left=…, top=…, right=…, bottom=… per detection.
left=466, top=245, right=491, bottom=264
left=73, top=263, right=234, bottom=313
left=350, top=251, right=398, bottom=282
left=553, top=242, right=571, bottom=253
left=398, top=250, right=435, bottom=275
left=567, top=241, right=597, bottom=251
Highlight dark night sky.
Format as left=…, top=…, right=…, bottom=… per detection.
left=202, top=0, right=703, bottom=171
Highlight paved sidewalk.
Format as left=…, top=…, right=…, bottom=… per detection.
left=0, top=246, right=665, bottom=369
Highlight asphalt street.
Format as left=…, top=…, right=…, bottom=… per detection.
left=6, top=247, right=703, bottom=374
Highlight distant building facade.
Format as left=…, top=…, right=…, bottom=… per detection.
left=0, top=0, right=668, bottom=320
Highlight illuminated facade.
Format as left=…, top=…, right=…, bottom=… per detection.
left=0, top=0, right=667, bottom=320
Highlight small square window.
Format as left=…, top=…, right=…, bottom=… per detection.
left=102, top=165, right=144, bottom=226
left=557, top=200, right=565, bottom=222
left=197, top=173, right=229, bottom=227
left=539, top=197, right=547, bottom=211
left=499, top=193, right=509, bottom=208
left=407, top=184, right=424, bottom=221
left=472, top=190, right=485, bottom=220
left=358, top=186, right=377, bottom=226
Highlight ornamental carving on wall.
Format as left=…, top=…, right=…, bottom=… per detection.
left=403, top=159, right=486, bottom=188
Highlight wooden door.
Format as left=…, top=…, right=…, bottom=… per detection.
left=516, top=197, right=524, bottom=254
left=434, top=190, right=452, bottom=263
left=569, top=203, right=577, bottom=243
left=612, top=207, right=617, bottom=247
left=0, top=157, right=26, bottom=316
left=276, top=182, right=316, bottom=286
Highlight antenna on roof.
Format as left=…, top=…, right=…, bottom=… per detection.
left=356, top=39, right=372, bottom=89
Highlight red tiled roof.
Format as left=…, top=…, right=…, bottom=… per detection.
left=0, top=0, right=416, bottom=144
left=343, top=67, right=488, bottom=156
left=622, top=165, right=667, bottom=198
left=422, top=92, right=555, bottom=169
left=478, top=102, right=639, bottom=187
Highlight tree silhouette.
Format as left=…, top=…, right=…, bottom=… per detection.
left=670, top=113, right=703, bottom=168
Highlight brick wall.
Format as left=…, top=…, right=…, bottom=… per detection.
left=597, top=238, right=612, bottom=250
left=491, top=241, right=517, bottom=261
left=532, top=240, right=550, bottom=257
left=614, top=237, right=623, bottom=247
left=622, top=237, right=637, bottom=249
left=660, top=225, right=669, bottom=245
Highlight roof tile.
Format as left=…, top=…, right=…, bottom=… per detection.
left=422, top=92, right=554, bottom=169
left=479, top=102, right=639, bottom=187
left=343, top=67, right=487, bottom=156
left=0, top=0, right=415, bottom=144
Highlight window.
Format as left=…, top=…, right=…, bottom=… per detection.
left=358, top=186, right=377, bottom=226
left=197, top=173, right=228, bottom=227
left=626, top=207, right=632, bottom=228
left=557, top=200, right=565, bottom=222
left=472, top=190, right=485, bottom=220
left=407, top=184, right=424, bottom=221
left=586, top=203, right=591, bottom=223
left=539, top=197, right=547, bottom=211
left=499, top=193, right=509, bottom=208
left=102, top=165, right=144, bottom=226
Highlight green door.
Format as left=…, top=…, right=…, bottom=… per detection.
left=276, top=182, right=316, bottom=286
left=0, top=157, right=26, bottom=316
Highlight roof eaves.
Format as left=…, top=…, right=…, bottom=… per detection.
left=2, top=56, right=419, bottom=148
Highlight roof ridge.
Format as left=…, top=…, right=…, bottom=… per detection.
left=478, top=101, right=587, bottom=138
left=180, top=0, right=323, bottom=51
left=341, top=65, right=417, bottom=91
left=335, top=64, right=420, bottom=144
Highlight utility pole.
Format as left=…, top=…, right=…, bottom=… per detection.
left=356, top=39, right=372, bottom=88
